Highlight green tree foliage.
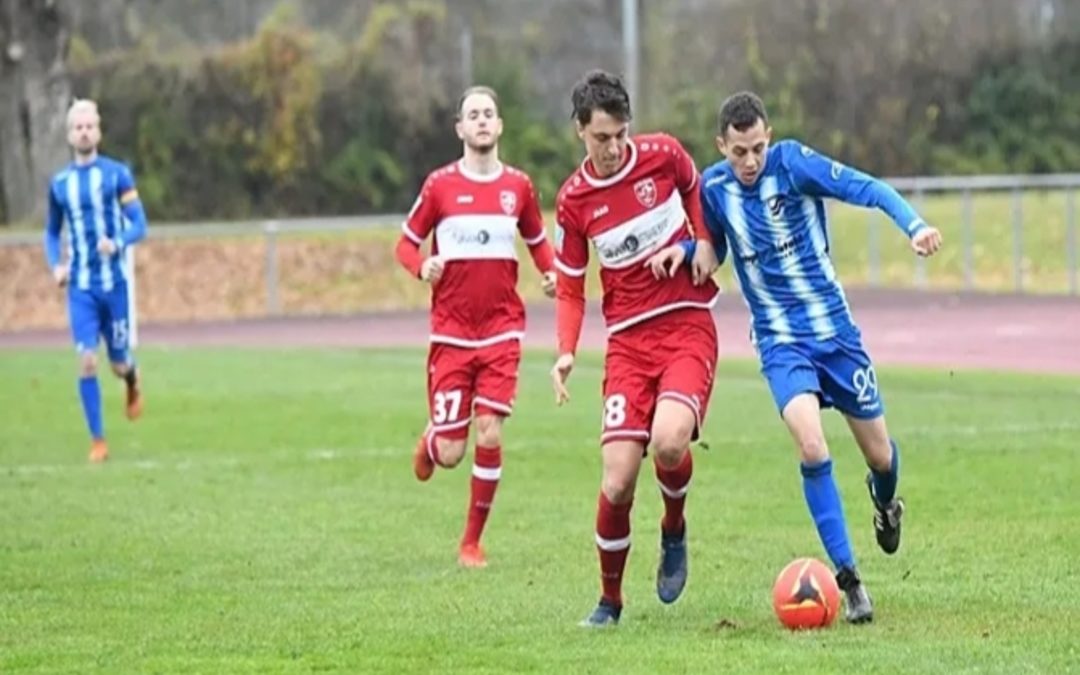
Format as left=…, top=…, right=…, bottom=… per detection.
left=54, top=0, right=1080, bottom=223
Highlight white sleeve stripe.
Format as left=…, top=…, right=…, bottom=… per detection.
left=554, top=258, right=587, bottom=277
left=906, top=218, right=926, bottom=234
left=401, top=222, right=424, bottom=244
left=523, top=231, right=547, bottom=246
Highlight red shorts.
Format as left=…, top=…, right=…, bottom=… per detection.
left=600, top=308, right=719, bottom=445
left=427, top=339, right=521, bottom=440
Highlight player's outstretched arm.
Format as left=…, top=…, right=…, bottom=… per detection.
left=787, top=142, right=942, bottom=256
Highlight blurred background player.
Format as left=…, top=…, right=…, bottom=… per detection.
left=44, top=99, right=147, bottom=463
left=550, top=70, right=719, bottom=627
left=652, top=91, right=943, bottom=623
left=395, top=85, right=557, bottom=569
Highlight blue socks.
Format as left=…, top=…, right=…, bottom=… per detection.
left=78, top=376, right=103, bottom=440
left=801, top=459, right=855, bottom=570
left=870, top=440, right=900, bottom=505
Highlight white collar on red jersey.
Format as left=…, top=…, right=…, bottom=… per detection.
left=456, top=159, right=505, bottom=183
left=580, top=138, right=638, bottom=188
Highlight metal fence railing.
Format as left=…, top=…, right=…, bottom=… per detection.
left=881, top=174, right=1080, bottom=294
left=3, top=175, right=1078, bottom=313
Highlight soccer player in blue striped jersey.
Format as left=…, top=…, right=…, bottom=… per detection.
left=647, top=92, right=943, bottom=624
left=44, top=99, right=148, bottom=463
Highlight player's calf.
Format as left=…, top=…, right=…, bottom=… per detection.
left=460, top=414, right=503, bottom=559
left=412, top=428, right=467, bottom=481
left=653, top=448, right=692, bottom=604
left=434, top=437, right=467, bottom=468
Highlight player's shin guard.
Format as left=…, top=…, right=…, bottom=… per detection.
left=801, top=459, right=855, bottom=570
left=596, top=492, right=632, bottom=608
left=78, top=376, right=103, bottom=440
left=655, top=448, right=692, bottom=535
left=462, top=445, right=501, bottom=546
left=869, top=440, right=900, bottom=505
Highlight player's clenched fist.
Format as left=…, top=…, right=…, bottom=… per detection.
left=52, top=265, right=69, bottom=288
left=551, top=353, right=575, bottom=405
left=541, top=271, right=557, bottom=298
left=420, top=256, right=445, bottom=284
left=96, top=236, right=118, bottom=256
left=911, top=227, right=943, bottom=257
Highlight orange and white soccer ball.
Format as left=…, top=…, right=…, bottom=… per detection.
left=772, top=557, right=841, bottom=629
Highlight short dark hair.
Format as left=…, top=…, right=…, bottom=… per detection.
left=457, top=85, right=499, bottom=119
left=570, top=69, right=631, bottom=126
left=718, top=91, right=768, bottom=136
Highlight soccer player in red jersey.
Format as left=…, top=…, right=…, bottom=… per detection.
left=395, top=86, right=557, bottom=568
left=550, top=70, right=721, bottom=626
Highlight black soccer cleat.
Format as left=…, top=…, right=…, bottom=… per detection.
left=866, top=473, right=905, bottom=555
left=835, top=566, right=874, bottom=624
left=656, top=523, right=688, bottom=604
left=579, top=597, right=622, bottom=628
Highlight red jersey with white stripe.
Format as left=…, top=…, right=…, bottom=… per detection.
left=402, top=160, right=552, bottom=348
left=555, top=134, right=720, bottom=340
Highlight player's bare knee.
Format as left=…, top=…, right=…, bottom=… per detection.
left=78, top=352, right=98, bottom=377
left=473, top=415, right=503, bottom=448
left=650, top=400, right=696, bottom=467
left=797, top=436, right=830, bottom=464
left=109, top=362, right=128, bottom=379
left=651, top=431, right=690, bottom=469
left=436, top=437, right=467, bottom=468
left=602, top=472, right=636, bottom=504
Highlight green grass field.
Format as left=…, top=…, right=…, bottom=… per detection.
left=1, top=348, right=1078, bottom=673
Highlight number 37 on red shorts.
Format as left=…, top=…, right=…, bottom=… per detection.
left=426, top=340, right=521, bottom=440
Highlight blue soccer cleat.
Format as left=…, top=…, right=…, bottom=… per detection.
left=579, top=598, right=621, bottom=627
left=656, top=524, right=688, bottom=604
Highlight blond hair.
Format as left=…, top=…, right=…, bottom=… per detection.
left=66, top=99, right=100, bottom=129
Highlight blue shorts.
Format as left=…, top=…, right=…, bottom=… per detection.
left=68, top=282, right=134, bottom=364
left=759, top=328, right=884, bottom=420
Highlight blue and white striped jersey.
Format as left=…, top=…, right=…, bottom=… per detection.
left=44, top=155, right=146, bottom=292
left=698, top=140, right=926, bottom=349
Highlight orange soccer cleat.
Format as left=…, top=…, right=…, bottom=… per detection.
left=125, top=370, right=142, bottom=421
left=89, top=439, right=109, bottom=463
left=413, top=433, right=434, bottom=482
left=458, top=542, right=488, bottom=569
